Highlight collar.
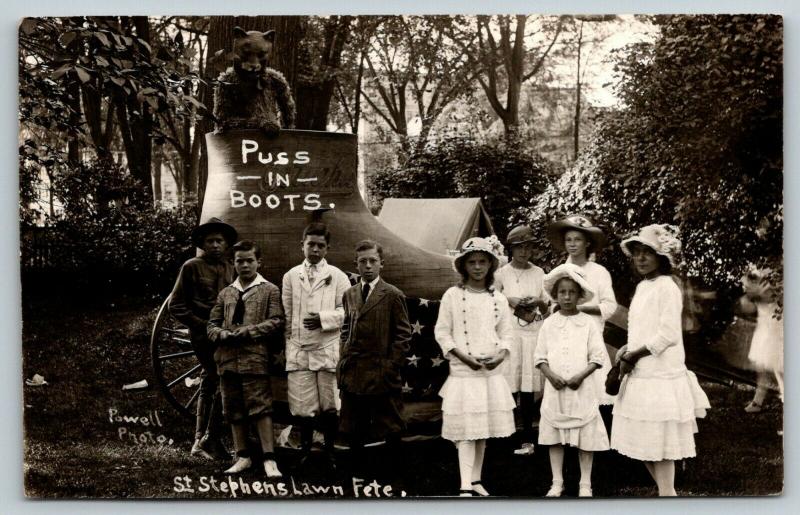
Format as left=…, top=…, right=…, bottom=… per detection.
left=303, top=258, right=327, bottom=270
left=360, top=276, right=380, bottom=290
left=232, top=273, right=267, bottom=292
left=552, top=311, right=587, bottom=328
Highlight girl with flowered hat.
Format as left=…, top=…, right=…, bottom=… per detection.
left=494, top=225, right=548, bottom=456
left=611, top=224, right=711, bottom=496
left=547, top=214, right=617, bottom=404
left=535, top=263, right=610, bottom=498
left=434, top=236, right=516, bottom=496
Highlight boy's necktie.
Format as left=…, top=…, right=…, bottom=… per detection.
left=361, top=283, right=370, bottom=303
left=232, top=285, right=256, bottom=326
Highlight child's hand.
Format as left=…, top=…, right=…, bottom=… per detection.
left=566, top=374, right=585, bottom=390
left=461, top=354, right=485, bottom=371
left=303, top=313, right=322, bottom=330
left=483, top=349, right=509, bottom=370
left=547, top=372, right=567, bottom=390
left=614, top=345, right=628, bottom=365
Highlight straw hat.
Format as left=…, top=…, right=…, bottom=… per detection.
left=453, top=236, right=504, bottom=274
left=506, top=225, right=536, bottom=247
left=620, top=224, right=682, bottom=266
left=547, top=214, right=607, bottom=252
left=542, top=263, right=595, bottom=304
left=191, top=217, right=238, bottom=248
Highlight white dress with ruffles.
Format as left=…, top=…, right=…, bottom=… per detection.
left=534, top=312, right=610, bottom=451
left=747, top=301, right=783, bottom=374
left=434, top=286, right=516, bottom=441
left=565, top=257, right=617, bottom=405
left=611, top=276, right=711, bottom=461
left=494, top=263, right=546, bottom=393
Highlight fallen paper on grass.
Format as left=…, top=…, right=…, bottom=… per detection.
left=184, top=376, right=202, bottom=388
left=25, top=374, right=48, bottom=386
left=122, top=379, right=149, bottom=391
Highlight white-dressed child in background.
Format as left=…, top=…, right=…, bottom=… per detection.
left=494, top=225, right=548, bottom=456
left=534, top=263, right=609, bottom=498
left=435, top=236, right=516, bottom=497
left=742, top=267, right=784, bottom=412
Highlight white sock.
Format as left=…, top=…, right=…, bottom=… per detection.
left=457, top=441, right=476, bottom=490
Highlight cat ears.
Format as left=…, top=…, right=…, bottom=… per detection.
left=233, top=26, right=276, bottom=43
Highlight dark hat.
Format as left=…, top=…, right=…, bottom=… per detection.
left=506, top=225, right=536, bottom=246
left=191, top=217, right=238, bottom=248
left=547, top=214, right=607, bottom=252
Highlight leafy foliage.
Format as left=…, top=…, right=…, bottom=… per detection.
left=529, top=15, right=783, bottom=300
left=369, top=135, right=557, bottom=239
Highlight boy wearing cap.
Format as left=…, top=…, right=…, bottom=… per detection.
left=169, top=217, right=237, bottom=460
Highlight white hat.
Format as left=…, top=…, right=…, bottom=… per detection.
left=453, top=236, right=504, bottom=274
left=543, top=263, right=595, bottom=304
left=620, top=224, right=682, bottom=266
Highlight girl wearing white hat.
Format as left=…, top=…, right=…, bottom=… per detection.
left=535, top=263, right=610, bottom=497
left=611, top=224, right=710, bottom=496
left=547, top=215, right=617, bottom=405
left=434, top=237, right=516, bottom=496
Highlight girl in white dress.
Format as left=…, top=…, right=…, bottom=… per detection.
left=435, top=236, right=516, bottom=497
left=535, top=263, right=610, bottom=498
left=612, top=224, right=711, bottom=496
left=547, top=215, right=617, bottom=404
left=742, top=267, right=784, bottom=411
left=494, top=225, right=548, bottom=455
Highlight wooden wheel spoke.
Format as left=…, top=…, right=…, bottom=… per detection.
left=158, top=350, right=196, bottom=361
left=166, top=363, right=202, bottom=389
left=183, top=386, right=201, bottom=411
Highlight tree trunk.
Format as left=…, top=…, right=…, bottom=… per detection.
left=573, top=21, right=584, bottom=161
left=152, top=150, right=163, bottom=204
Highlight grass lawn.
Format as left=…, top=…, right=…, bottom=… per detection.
left=22, top=295, right=783, bottom=499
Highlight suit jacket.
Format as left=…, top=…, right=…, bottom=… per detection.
left=337, top=278, right=412, bottom=395
left=282, top=260, right=350, bottom=372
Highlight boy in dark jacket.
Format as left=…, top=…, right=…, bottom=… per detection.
left=337, top=240, right=412, bottom=475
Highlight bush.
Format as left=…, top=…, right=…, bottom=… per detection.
left=369, top=135, right=558, bottom=240
left=21, top=159, right=197, bottom=299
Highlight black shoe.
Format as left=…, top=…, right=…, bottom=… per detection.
left=200, top=435, right=231, bottom=461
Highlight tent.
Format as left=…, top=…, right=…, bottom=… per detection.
left=378, top=198, right=496, bottom=256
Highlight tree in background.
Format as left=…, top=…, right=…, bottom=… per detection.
left=530, top=15, right=783, bottom=300
left=369, top=135, right=556, bottom=239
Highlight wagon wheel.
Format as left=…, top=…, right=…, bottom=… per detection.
left=150, top=297, right=202, bottom=418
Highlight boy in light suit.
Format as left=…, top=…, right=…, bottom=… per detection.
left=337, top=239, right=412, bottom=475
left=282, top=223, right=351, bottom=467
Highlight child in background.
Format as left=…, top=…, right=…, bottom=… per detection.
left=535, top=263, right=609, bottom=498
left=434, top=237, right=516, bottom=497
left=208, top=240, right=285, bottom=477
left=494, top=225, right=548, bottom=456
left=742, top=267, right=784, bottom=412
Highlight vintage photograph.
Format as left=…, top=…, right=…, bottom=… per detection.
left=19, top=14, right=783, bottom=499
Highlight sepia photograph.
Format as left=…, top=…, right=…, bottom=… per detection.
left=18, top=12, right=783, bottom=500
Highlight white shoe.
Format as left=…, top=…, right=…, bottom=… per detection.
left=513, top=442, right=535, bottom=456
left=471, top=481, right=490, bottom=496
left=224, top=457, right=252, bottom=474
left=545, top=481, right=563, bottom=497
left=579, top=484, right=593, bottom=497
left=264, top=459, right=283, bottom=478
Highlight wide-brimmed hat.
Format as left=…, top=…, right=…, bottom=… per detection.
left=620, top=224, right=682, bottom=266
left=547, top=214, right=607, bottom=253
left=453, top=236, right=504, bottom=274
left=191, top=217, right=238, bottom=248
left=543, top=263, right=595, bottom=304
left=506, top=225, right=536, bottom=247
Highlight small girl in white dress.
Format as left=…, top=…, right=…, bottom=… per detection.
left=535, top=263, right=610, bottom=497
left=435, top=236, right=516, bottom=497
